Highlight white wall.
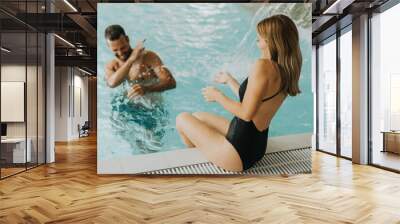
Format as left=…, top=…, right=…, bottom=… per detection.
left=54, top=67, right=89, bottom=141
left=1, top=65, right=39, bottom=137
left=72, top=73, right=89, bottom=138
left=1, top=65, right=27, bottom=140
left=55, top=66, right=68, bottom=141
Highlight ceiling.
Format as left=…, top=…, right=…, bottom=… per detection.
left=0, top=0, right=393, bottom=75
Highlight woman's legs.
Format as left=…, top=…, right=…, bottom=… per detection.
left=192, top=112, right=230, bottom=135
left=176, top=125, right=195, bottom=147
left=176, top=111, right=230, bottom=148
left=176, top=112, right=243, bottom=171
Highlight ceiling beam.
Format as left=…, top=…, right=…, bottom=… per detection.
left=66, top=13, right=97, bottom=46
left=55, top=55, right=96, bottom=72
left=312, top=15, right=335, bottom=33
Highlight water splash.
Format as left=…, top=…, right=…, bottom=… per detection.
left=219, top=3, right=269, bottom=79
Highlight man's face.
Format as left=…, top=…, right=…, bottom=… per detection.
left=107, top=35, right=132, bottom=61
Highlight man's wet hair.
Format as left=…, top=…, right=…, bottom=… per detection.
left=105, top=24, right=126, bottom=41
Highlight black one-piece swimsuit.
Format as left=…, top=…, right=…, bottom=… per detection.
left=225, top=77, right=282, bottom=170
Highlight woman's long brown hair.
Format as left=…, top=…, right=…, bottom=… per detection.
left=257, top=14, right=302, bottom=96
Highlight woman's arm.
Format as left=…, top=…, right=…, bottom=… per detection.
left=226, top=76, right=240, bottom=98
left=210, top=60, right=269, bottom=121
left=214, top=72, right=240, bottom=98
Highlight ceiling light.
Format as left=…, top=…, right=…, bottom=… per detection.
left=54, top=34, right=75, bottom=48
left=322, top=0, right=353, bottom=15
left=1, top=47, right=11, bottom=53
left=78, top=67, right=93, bottom=76
left=63, top=0, right=78, bottom=12
left=76, top=48, right=86, bottom=55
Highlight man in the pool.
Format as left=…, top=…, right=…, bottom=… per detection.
left=104, top=24, right=176, bottom=98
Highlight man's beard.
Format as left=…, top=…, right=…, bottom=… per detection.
left=116, top=47, right=133, bottom=61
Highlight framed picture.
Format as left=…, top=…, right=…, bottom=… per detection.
left=97, top=3, right=312, bottom=174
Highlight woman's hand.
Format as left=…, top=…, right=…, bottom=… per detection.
left=202, top=86, right=223, bottom=102
left=214, top=71, right=233, bottom=84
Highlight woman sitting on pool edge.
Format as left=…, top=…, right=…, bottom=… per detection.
left=176, top=14, right=302, bottom=172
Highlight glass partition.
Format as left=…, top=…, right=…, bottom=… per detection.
left=0, top=1, right=46, bottom=179
left=339, top=28, right=352, bottom=158
left=371, top=3, right=400, bottom=171
left=1, top=30, right=28, bottom=178
left=317, top=36, right=337, bottom=154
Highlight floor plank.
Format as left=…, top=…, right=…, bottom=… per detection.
left=0, top=134, right=400, bottom=224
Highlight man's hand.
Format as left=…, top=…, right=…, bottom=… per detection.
left=128, top=40, right=145, bottom=63
left=127, top=84, right=146, bottom=99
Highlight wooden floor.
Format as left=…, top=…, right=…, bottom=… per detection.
left=1, top=163, right=45, bottom=178
left=0, top=167, right=26, bottom=178
left=1, top=134, right=400, bottom=224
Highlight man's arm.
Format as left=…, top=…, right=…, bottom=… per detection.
left=105, top=59, right=134, bottom=88
left=143, top=51, right=176, bottom=93
left=105, top=42, right=144, bottom=88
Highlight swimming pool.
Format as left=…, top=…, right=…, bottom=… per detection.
left=97, top=3, right=312, bottom=160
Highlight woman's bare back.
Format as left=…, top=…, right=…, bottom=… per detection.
left=251, top=60, right=287, bottom=131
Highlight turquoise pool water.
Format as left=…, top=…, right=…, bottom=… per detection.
left=98, top=3, right=312, bottom=158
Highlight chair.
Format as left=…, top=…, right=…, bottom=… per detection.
left=78, top=121, right=90, bottom=138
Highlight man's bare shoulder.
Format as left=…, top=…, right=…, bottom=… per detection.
left=144, top=50, right=158, bottom=57
left=143, top=50, right=161, bottom=62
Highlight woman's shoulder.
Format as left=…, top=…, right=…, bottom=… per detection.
left=251, top=59, right=276, bottom=80
left=255, top=58, right=276, bottom=69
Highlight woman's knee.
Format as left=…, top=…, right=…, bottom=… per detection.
left=176, top=112, right=192, bottom=129
left=192, top=111, right=204, bottom=120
